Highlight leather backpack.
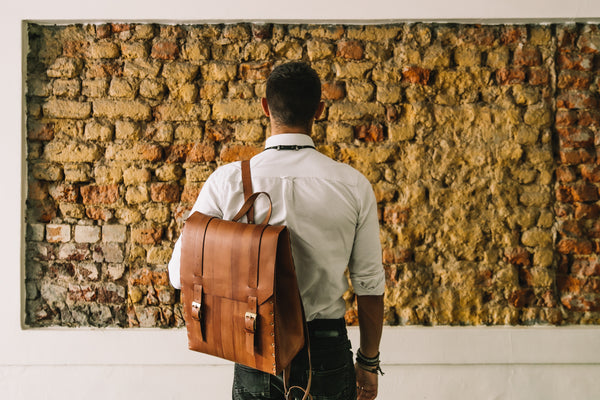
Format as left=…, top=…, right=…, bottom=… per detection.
left=180, top=160, right=308, bottom=378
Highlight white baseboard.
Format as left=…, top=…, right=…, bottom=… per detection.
left=3, top=326, right=600, bottom=366
left=2, top=364, right=600, bottom=400
left=3, top=326, right=599, bottom=399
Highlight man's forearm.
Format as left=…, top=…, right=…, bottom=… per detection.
left=356, top=295, right=384, bottom=358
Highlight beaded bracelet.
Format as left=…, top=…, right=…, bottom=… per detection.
left=356, top=349, right=385, bottom=375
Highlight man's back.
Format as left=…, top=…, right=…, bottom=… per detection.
left=181, top=133, right=384, bottom=322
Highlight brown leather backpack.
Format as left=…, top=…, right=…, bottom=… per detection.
left=180, top=160, right=307, bottom=377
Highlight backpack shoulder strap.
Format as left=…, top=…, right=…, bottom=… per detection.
left=241, top=159, right=254, bottom=223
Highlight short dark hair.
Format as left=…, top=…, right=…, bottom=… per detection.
left=265, top=62, right=321, bottom=128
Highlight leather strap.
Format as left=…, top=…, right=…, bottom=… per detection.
left=186, top=213, right=215, bottom=278
left=284, top=317, right=313, bottom=400
left=192, top=284, right=204, bottom=341
left=241, top=160, right=261, bottom=357
left=232, top=192, right=272, bottom=225
left=182, top=212, right=214, bottom=344
left=246, top=226, right=262, bottom=291
left=244, top=296, right=258, bottom=355
left=241, top=160, right=254, bottom=223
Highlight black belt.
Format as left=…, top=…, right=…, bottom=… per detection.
left=307, top=318, right=346, bottom=338
left=264, top=145, right=315, bottom=151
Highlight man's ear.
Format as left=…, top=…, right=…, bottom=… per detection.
left=261, top=98, right=270, bottom=117
left=314, top=101, right=325, bottom=119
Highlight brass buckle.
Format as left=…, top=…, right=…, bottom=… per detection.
left=192, top=301, right=202, bottom=320
left=245, top=311, right=257, bottom=331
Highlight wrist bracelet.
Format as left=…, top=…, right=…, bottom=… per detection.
left=356, top=349, right=385, bottom=375
left=356, top=361, right=385, bottom=375
left=357, top=349, right=380, bottom=364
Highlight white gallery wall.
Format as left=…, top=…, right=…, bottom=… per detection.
left=3, top=1, right=600, bottom=399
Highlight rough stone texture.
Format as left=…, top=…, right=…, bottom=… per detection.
left=102, top=224, right=128, bottom=243
left=93, top=99, right=152, bottom=120
left=25, top=22, right=600, bottom=328
left=554, top=25, right=600, bottom=320
left=43, top=99, right=91, bottom=119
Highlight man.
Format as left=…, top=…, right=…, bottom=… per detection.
left=168, top=62, right=385, bottom=400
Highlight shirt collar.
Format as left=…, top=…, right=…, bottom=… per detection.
left=264, top=133, right=315, bottom=149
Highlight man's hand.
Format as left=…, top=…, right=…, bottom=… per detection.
left=355, top=363, right=378, bottom=399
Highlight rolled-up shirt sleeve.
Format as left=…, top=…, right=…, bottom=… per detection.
left=348, top=176, right=385, bottom=296
left=168, top=172, right=224, bottom=289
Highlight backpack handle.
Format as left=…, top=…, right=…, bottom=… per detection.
left=232, top=191, right=272, bottom=225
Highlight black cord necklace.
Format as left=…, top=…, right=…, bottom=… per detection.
left=264, top=145, right=315, bottom=151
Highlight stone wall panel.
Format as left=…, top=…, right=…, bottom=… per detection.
left=25, top=22, right=600, bottom=328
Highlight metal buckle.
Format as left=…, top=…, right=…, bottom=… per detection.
left=192, top=301, right=202, bottom=320
left=245, top=311, right=257, bottom=331
left=275, top=145, right=300, bottom=150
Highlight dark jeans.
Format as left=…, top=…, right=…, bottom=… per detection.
left=232, top=319, right=357, bottom=400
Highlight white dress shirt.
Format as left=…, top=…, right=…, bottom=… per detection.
left=168, top=133, right=385, bottom=321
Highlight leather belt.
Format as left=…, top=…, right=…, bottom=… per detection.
left=307, top=318, right=346, bottom=338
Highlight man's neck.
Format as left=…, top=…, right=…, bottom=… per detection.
left=270, top=123, right=312, bottom=136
